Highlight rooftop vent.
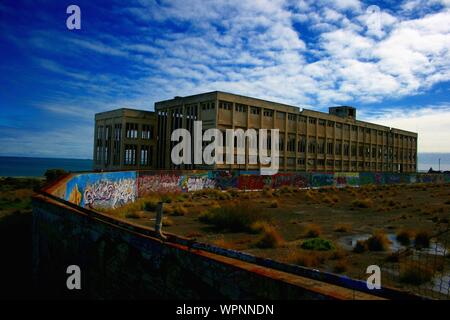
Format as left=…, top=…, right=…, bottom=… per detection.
left=329, top=106, right=356, bottom=119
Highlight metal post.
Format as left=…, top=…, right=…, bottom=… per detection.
left=155, top=202, right=167, bottom=240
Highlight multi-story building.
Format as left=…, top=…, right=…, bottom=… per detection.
left=93, top=108, right=157, bottom=171
left=155, top=91, right=418, bottom=173
left=94, top=91, right=417, bottom=173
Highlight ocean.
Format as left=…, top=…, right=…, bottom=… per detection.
left=0, top=154, right=448, bottom=177
left=0, top=156, right=93, bottom=178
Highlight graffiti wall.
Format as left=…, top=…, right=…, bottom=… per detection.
left=56, top=170, right=449, bottom=210
left=64, top=171, right=137, bottom=209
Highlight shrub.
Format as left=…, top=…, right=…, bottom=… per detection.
left=301, top=238, right=335, bottom=251
left=171, top=205, right=188, bottom=216
left=290, top=251, right=326, bottom=268
left=254, top=225, right=284, bottom=249
left=366, top=231, right=391, bottom=251
left=162, top=217, right=173, bottom=226
left=353, top=240, right=367, bottom=253
left=262, top=187, right=273, bottom=198
left=269, top=200, right=279, bottom=208
left=198, top=203, right=270, bottom=233
left=125, top=211, right=144, bottom=219
left=144, top=200, right=159, bottom=211
left=396, top=229, right=414, bottom=246
left=352, top=198, right=373, bottom=208
left=414, top=231, right=431, bottom=249
left=161, top=195, right=172, bottom=203
left=305, top=189, right=317, bottom=202
left=399, top=263, right=433, bottom=285
left=44, top=169, right=67, bottom=182
left=333, top=260, right=348, bottom=273
left=334, top=224, right=351, bottom=233
left=304, top=224, right=322, bottom=238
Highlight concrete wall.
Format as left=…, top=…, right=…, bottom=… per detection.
left=55, top=170, right=450, bottom=210
left=32, top=194, right=381, bottom=300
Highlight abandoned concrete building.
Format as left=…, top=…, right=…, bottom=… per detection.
left=93, top=91, right=418, bottom=173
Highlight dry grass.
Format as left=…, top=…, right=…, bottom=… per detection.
left=396, top=229, right=414, bottom=246
left=304, top=224, right=322, bottom=238
left=269, top=200, right=279, bottom=208
left=212, top=238, right=235, bottom=250
left=366, top=231, right=391, bottom=251
left=399, top=262, right=434, bottom=285
left=352, top=198, right=373, bottom=208
left=414, top=231, right=431, bottom=249
left=286, top=250, right=326, bottom=268
left=198, top=203, right=270, bottom=233
left=254, top=224, right=284, bottom=249
left=162, top=217, right=173, bottom=226
left=171, top=204, right=188, bottom=216
left=333, top=259, right=349, bottom=273
left=334, top=223, right=352, bottom=233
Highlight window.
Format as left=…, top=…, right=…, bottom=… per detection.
left=318, top=119, right=326, bottom=126
left=250, top=107, right=260, bottom=115
left=201, top=101, right=215, bottom=111
left=336, top=123, right=342, bottom=129
left=335, top=141, right=342, bottom=154
left=277, top=112, right=286, bottom=120
left=126, top=123, right=138, bottom=139
left=263, top=109, right=273, bottom=117
left=297, top=158, right=305, bottom=165
left=308, top=138, right=316, bottom=153
left=124, top=144, right=137, bottom=165
left=298, top=116, right=307, bottom=123
left=141, top=124, right=153, bottom=140
left=287, top=135, right=296, bottom=152
left=344, top=124, right=350, bottom=131
left=219, top=101, right=232, bottom=110
left=287, top=158, right=295, bottom=166
left=288, top=113, right=296, bottom=121
left=235, top=104, right=247, bottom=112
left=352, top=125, right=358, bottom=132
left=318, top=159, right=325, bottom=166
left=140, top=145, right=150, bottom=166
left=327, top=121, right=334, bottom=127
left=327, top=142, right=334, bottom=155
left=309, top=118, right=316, bottom=125
left=318, top=139, right=325, bottom=154
left=298, top=136, right=306, bottom=153
left=343, top=143, right=349, bottom=156
left=279, top=135, right=284, bottom=151
left=351, top=144, right=357, bottom=157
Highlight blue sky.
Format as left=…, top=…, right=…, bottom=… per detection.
left=0, top=0, right=449, bottom=159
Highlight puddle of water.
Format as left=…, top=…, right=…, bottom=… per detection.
left=339, top=233, right=447, bottom=255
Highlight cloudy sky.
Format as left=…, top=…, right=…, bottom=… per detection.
left=0, top=0, right=449, bottom=159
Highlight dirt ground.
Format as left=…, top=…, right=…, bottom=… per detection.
left=108, top=183, right=450, bottom=295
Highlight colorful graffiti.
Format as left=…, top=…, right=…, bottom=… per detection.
left=65, top=171, right=137, bottom=209
left=334, top=173, right=359, bottom=188
left=138, top=173, right=181, bottom=196
left=58, top=170, right=449, bottom=210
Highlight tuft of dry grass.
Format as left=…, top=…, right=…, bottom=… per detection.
left=290, top=251, right=326, bottom=268
left=399, top=262, right=434, bottom=285
left=333, top=259, right=349, bottom=273
left=254, top=224, right=284, bottom=249
left=162, top=217, right=173, bottom=226
left=198, top=203, right=270, bottom=233
left=125, top=211, right=145, bottom=219
left=171, top=204, right=188, bottom=216
left=304, top=224, right=322, bottom=238
left=366, top=230, right=391, bottom=251
left=269, top=200, right=279, bottom=208
left=352, top=198, right=373, bottom=209
left=334, top=223, right=352, bottom=233
left=212, top=238, right=235, bottom=250
left=396, top=229, right=414, bottom=246
left=414, top=231, right=431, bottom=249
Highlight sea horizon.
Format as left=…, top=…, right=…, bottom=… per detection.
left=1, top=153, right=449, bottom=178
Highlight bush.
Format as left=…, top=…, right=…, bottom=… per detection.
left=269, top=200, right=279, bottom=208
left=352, top=198, right=373, bottom=208
left=162, top=217, right=173, bottom=226
left=396, top=229, right=414, bottom=246
left=291, top=251, right=326, bottom=268
left=254, top=225, right=284, bottom=249
left=353, top=240, right=367, bottom=253
left=171, top=205, right=188, bottom=216
left=44, top=169, right=67, bottom=182
left=414, top=231, right=431, bottom=249
left=301, top=238, right=335, bottom=251
left=334, top=224, right=351, bottom=233
left=198, top=203, right=270, bottom=233
left=400, top=263, right=433, bottom=285
left=334, top=260, right=348, bottom=273
left=366, top=231, right=391, bottom=251
left=304, top=224, right=321, bottom=238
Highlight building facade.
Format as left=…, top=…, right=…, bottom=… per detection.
left=93, top=108, right=157, bottom=171
left=155, top=91, right=418, bottom=173
left=94, top=91, right=418, bottom=173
